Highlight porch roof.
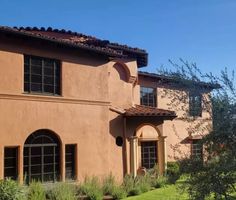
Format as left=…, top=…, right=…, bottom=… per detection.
left=124, top=105, right=177, bottom=119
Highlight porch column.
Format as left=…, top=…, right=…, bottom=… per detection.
left=18, top=146, right=24, bottom=184
left=0, top=146, right=3, bottom=180
left=130, top=136, right=138, bottom=177
left=158, top=136, right=167, bottom=174
left=61, top=144, right=65, bottom=181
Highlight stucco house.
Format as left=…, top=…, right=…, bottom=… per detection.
left=0, top=26, right=214, bottom=184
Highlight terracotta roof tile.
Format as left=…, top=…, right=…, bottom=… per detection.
left=125, top=105, right=176, bottom=118
left=138, top=71, right=220, bottom=90
left=0, top=26, right=148, bottom=67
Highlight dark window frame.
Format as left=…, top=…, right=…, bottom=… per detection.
left=141, top=141, right=158, bottom=169
left=24, top=55, right=61, bottom=96
left=23, top=130, right=60, bottom=184
left=189, top=92, right=202, bottom=117
left=140, top=86, right=157, bottom=107
left=65, top=144, right=76, bottom=180
left=191, top=140, right=203, bottom=158
left=4, top=147, right=18, bottom=180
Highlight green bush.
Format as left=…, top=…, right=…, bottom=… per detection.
left=166, top=162, right=180, bottom=184
left=102, top=173, right=115, bottom=195
left=128, top=187, right=141, bottom=196
left=47, top=182, right=77, bottom=200
left=136, top=175, right=152, bottom=193
left=111, top=186, right=127, bottom=200
left=0, top=179, right=24, bottom=200
left=122, top=174, right=152, bottom=196
left=122, top=175, right=135, bottom=195
left=27, top=181, right=46, bottom=200
left=152, top=176, right=168, bottom=188
left=79, top=176, right=103, bottom=200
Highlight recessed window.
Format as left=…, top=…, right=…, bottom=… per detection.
left=4, top=147, right=18, bottom=180
left=65, top=145, right=76, bottom=180
left=189, top=92, right=202, bottom=117
left=24, top=55, right=61, bottom=95
left=141, top=141, right=157, bottom=169
left=140, top=87, right=157, bottom=107
left=191, top=140, right=203, bottom=158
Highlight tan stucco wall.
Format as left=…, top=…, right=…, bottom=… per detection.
left=0, top=34, right=213, bottom=183
left=138, top=78, right=212, bottom=161
left=0, top=37, right=138, bottom=182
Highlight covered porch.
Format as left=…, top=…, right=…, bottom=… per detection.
left=124, top=105, right=176, bottom=176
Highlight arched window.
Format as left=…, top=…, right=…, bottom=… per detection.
left=24, top=130, right=60, bottom=183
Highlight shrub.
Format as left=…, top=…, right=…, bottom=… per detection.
left=135, top=175, right=152, bottom=193
left=152, top=176, right=168, bottom=188
left=122, top=175, right=135, bottom=195
left=102, top=173, right=115, bottom=195
left=166, top=162, right=180, bottom=184
left=0, top=179, right=24, bottom=200
left=47, top=182, right=77, bottom=200
left=79, top=176, right=103, bottom=200
left=111, top=186, right=127, bottom=200
left=122, top=174, right=152, bottom=196
left=28, top=181, right=45, bottom=200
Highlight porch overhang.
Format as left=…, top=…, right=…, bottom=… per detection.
left=124, top=105, right=177, bottom=120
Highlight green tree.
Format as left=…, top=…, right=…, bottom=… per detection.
left=158, top=59, right=236, bottom=200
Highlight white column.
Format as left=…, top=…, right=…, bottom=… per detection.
left=130, top=136, right=138, bottom=177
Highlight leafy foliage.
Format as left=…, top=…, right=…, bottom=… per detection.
left=122, top=174, right=153, bottom=196
left=102, top=173, right=116, bottom=195
left=159, top=59, right=236, bottom=199
left=78, top=176, right=103, bottom=200
left=166, top=162, right=181, bottom=184
left=46, top=182, right=77, bottom=200
left=0, top=179, right=24, bottom=200
left=27, top=181, right=45, bottom=200
left=111, top=186, right=127, bottom=200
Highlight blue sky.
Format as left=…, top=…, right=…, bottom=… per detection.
left=1, top=0, right=236, bottom=77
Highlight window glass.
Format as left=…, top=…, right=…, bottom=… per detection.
left=4, top=147, right=18, bottom=180
left=189, top=92, right=202, bottom=117
left=24, top=130, right=60, bottom=184
left=141, top=141, right=158, bottom=169
left=24, top=55, right=61, bottom=95
left=192, top=140, right=203, bottom=158
left=65, top=145, right=76, bottom=180
left=140, top=87, right=157, bottom=107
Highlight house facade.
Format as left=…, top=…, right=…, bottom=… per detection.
left=0, top=26, right=213, bottom=184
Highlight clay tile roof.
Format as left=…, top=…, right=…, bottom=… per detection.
left=0, top=26, right=148, bottom=67
left=125, top=105, right=177, bottom=118
left=138, top=71, right=220, bottom=90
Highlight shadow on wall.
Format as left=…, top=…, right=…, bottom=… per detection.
left=0, top=35, right=109, bottom=67
left=109, top=115, right=124, bottom=140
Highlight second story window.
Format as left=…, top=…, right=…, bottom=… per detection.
left=24, top=55, right=61, bottom=95
left=140, top=87, right=157, bottom=107
left=189, top=92, right=202, bottom=117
